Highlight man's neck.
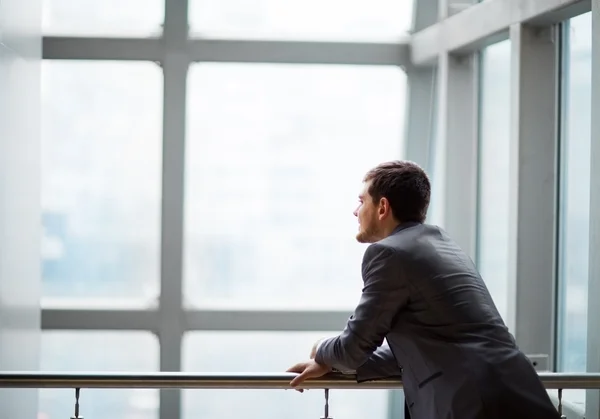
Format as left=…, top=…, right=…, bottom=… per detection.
left=377, top=221, right=402, bottom=240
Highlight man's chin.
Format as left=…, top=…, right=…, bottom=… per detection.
left=356, top=232, right=373, bottom=244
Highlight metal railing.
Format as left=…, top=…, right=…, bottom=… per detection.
left=0, top=371, right=599, bottom=419
left=1, top=371, right=600, bottom=389
left=0, top=371, right=399, bottom=389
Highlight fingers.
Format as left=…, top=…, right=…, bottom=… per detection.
left=290, top=369, right=310, bottom=388
left=287, top=362, right=311, bottom=388
left=286, top=362, right=307, bottom=373
left=287, top=360, right=329, bottom=391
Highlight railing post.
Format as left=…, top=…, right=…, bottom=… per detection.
left=69, top=388, right=82, bottom=419
left=320, top=388, right=332, bottom=419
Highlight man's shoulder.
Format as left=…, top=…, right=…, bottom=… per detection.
left=363, top=236, right=408, bottom=264
left=377, top=222, right=435, bottom=246
left=371, top=223, right=445, bottom=258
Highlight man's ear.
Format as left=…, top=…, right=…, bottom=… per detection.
left=378, top=197, right=391, bottom=219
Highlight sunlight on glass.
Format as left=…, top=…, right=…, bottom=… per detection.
left=557, top=11, right=592, bottom=409
left=184, top=63, right=406, bottom=310
left=39, top=332, right=158, bottom=419
left=477, top=39, right=511, bottom=322
left=183, top=332, right=390, bottom=419
left=189, top=0, right=413, bottom=41
left=42, top=0, right=164, bottom=37
left=41, top=61, right=163, bottom=307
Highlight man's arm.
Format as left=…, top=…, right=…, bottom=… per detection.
left=315, top=339, right=402, bottom=380
left=315, top=243, right=409, bottom=371
left=356, top=343, right=402, bottom=382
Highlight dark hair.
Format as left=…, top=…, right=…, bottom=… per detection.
left=363, top=160, right=431, bottom=223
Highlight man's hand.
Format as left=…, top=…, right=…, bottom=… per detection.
left=286, top=359, right=331, bottom=390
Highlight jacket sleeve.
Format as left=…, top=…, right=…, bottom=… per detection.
left=356, top=343, right=402, bottom=382
left=314, top=243, right=409, bottom=371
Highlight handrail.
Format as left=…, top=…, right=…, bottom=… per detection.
left=0, top=371, right=599, bottom=390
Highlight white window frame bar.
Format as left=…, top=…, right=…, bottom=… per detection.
left=42, top=37, right=410, bottom=66
left=411, top=0, right=591, bottom=65
left=436, top=50, right=479, bottom=259
left=158, top=1, right=188, bottom=418
left=586, top=1, right=600, bottom=418
left=505, top=22, right=559, bottom=366
left=438, top=0, right=478, bottom=21
left=41, top=308, right=356, bottom=332
left=42, top=38, right=163, bottom=61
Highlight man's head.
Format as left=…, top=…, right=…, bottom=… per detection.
left=353, top=160, right=431, bottom=243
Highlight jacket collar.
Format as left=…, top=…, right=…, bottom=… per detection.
left=392, top=221, right=421, bottom=235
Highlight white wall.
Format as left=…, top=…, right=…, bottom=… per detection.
left=0, top=0, right=42, bottom=416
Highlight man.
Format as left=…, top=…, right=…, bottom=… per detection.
left=286, top=161, right=560, bottom=419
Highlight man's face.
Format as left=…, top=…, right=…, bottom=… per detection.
left=353, top=182, right=381, bottom=244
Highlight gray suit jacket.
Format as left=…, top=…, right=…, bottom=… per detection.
left=315, top=222, right=560, bottom=419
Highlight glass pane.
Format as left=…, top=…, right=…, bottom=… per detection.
left=427, top=81, right=444, bottom=226
left=43, top=0, right=164, bottom=37
left=41, top=61, right=163, bottom=307
left=184, top=63, right=406, bottom=310
left=476, top=39, right=511, bottom=321
left=182, top=332, right=390, bottom=419
left=39, top=331, right=159, bottom=419
left=557, top=12, right=592, bottom=410
left=189, top=0, right=413, bottom=41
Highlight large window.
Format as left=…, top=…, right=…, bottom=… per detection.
left=557, top=12, right=592, bottom=408
left=41, top=61, right=163, bottom=307
left=188, top=0, right=413, bottom=41
left=182, top=332, right=390, bottom=419
left=38, top=332, right=158, bottom=419
left=38, top=2, right=414, bottom=419
left=184, top=63, right=406, bottom=310
left=476, top=40, right=512, bottom=321
left=42, top=39, right=407, bottom=419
